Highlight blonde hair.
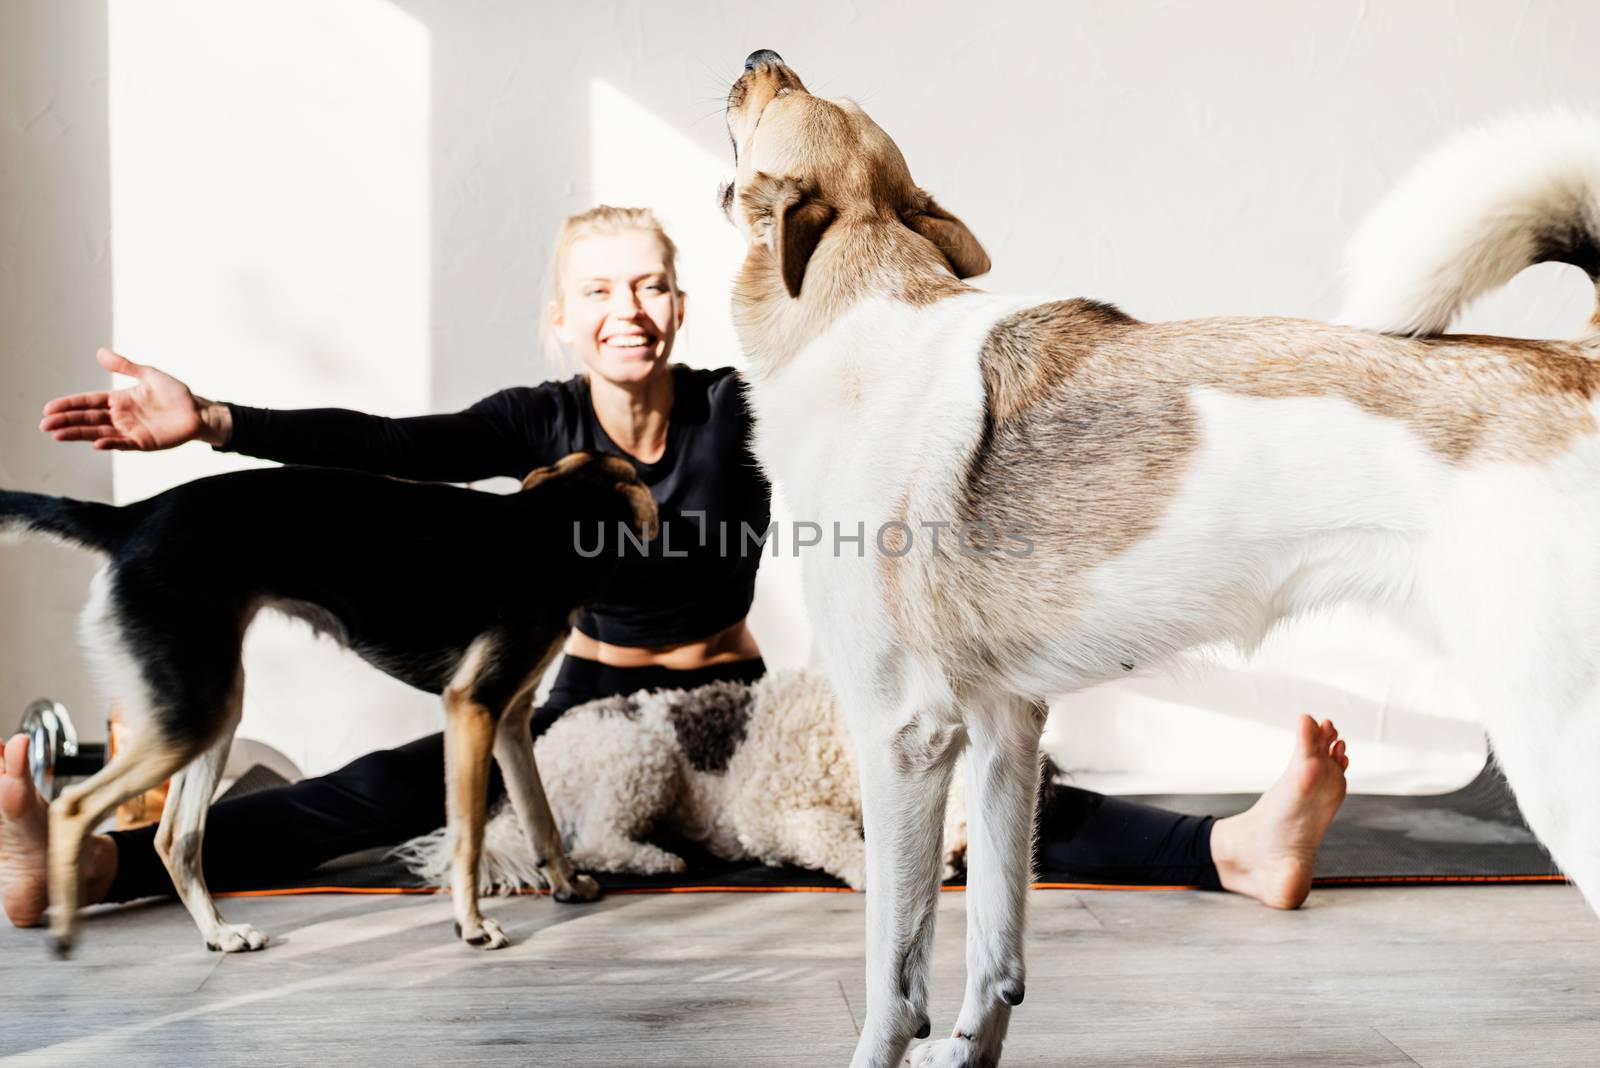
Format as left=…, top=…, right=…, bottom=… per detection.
left=541, top=205, right=683, bottom=373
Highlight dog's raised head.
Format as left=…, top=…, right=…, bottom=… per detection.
left=723, top=51, right=990, bottom=368
left=521, top=451, right=659, bottom=542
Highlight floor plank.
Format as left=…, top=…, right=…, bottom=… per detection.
left=4, top=885, right=1595, bottom=1066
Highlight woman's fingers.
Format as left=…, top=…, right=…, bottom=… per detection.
left=50, top=424, right=122, bottom=443
left=95, top=346, right=145, bottom=378
left=42, top=350, right=154, bottom=425
left=40, top=391, right=112, bottom=417
left=40, top=350, right=168, bottom=450
left=40, top=409, right=114, bottom=432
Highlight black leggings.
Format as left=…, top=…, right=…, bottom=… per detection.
left=1034, top=781, right=1220, bottom=889
left=103, top=657, right=1219, bottom=900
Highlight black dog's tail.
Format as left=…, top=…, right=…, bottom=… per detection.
left=0, top=490, right=129, bottom=556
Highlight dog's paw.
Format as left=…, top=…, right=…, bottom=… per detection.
left=553, top=874, right=601, bottom=903
left=455, top=916, right=510, bottom=950
left=640, top=851, right=687, bottom=875
left=206, top=923, right=269, bottom=953
left=909, top=1034, right=994, bottom=1068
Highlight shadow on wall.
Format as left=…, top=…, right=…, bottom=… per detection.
left=0, top=0, right=113, bottom=735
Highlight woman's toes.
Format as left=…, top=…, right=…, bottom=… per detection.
left=1296, top=714, right=1319, bottom=753
left=3, top=735, right=29, bottom=778
left=1318, top=718, right=1338, bottom=749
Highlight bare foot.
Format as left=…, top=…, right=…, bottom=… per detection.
left=1, top=735, right=52, bottom=927
left=1209, top=715, right=1349, bottom=910
left=1, top=735, right=119, bottom=928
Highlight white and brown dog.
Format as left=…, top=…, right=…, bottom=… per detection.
left=723, top=51, right=1600, bottom=1068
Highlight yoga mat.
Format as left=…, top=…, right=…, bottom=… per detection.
left=212, top=760, right=1564, bottom=898
left=1133, top=761, right=1563, bottom=888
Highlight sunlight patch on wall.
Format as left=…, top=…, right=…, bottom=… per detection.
left=589, top=78, right=746, bottom=372
left=589, top=78, right=809, bottom=669
left=108, top=0, right=436, bottom=774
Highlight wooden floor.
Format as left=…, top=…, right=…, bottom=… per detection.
left=3, top=884, right=1598, bottom=1066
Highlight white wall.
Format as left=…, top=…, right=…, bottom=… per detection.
left=0, top=1, right=113, bottom=738
left=5, top=0, right=1597, bottom=786
left=106, top=0, right=438, bottom=779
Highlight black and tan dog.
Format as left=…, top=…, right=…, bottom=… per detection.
left=0, top=451, right=656, bottom=954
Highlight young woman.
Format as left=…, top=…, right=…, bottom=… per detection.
left=0, top=207, right=1349, bottom=927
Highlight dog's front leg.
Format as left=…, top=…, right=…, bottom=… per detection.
left=443, top=689, right=508, bottom=949
left=849, top=702, right=965, bottom=1068
left=912, top=698, right=1043, bottom=1068
left=153, top=711, right=267, bottom=952
left=492, top=694, right=599, bottom=903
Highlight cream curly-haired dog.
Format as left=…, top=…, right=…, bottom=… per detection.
left=398, top=668, right=969, bottom=891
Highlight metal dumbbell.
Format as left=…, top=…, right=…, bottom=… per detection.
left=20, top=700, right=106, bottom=802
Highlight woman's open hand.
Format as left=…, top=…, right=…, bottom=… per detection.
left=39, top=348, right=231, bottom=450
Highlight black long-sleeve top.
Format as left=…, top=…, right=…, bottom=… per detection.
left=220, top=364, right=772, bottom=647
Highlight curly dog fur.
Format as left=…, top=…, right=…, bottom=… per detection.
left=397, top=667, right=968, bottom=890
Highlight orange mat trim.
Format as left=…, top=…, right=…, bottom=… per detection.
left=1308, top=873, right=1567, bottom=886
left=214, top=873, right=1566, bottom=899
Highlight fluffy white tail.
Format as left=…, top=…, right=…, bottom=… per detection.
left=1340, top=110, right=1600, bottom=337
left=389, top=802, right=551, bottom=895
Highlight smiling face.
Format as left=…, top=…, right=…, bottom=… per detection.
left=550, top=229, right=684, bottom=387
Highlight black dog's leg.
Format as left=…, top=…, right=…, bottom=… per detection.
left=442, top=639, right=508, bottom=949
left=492, top=688, right=600, bottom=904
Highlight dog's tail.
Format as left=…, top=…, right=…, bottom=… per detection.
left=1340, top=110, right=1600, bottom=337
left=0, top=490, right=128, bottom=556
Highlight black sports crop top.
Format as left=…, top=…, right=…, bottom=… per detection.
left=220, top=364, right=771, bottom=647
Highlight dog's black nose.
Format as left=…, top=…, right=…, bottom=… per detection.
left=744, top=49, right=784, bottom=71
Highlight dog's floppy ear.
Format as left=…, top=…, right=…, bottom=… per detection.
left=744, top=172, right=837, bottom=298
left=520, top=452, right=590, bottom=492
left=619, top=482, right=659, bottom=541
left=523, top=452, right=659, bottom=541
left=902, top=190, right=990, bottom=279
left=594, top=455, right=660, bottom=542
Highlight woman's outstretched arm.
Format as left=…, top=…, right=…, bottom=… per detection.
left=42, top=348, right=558, bottom=483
